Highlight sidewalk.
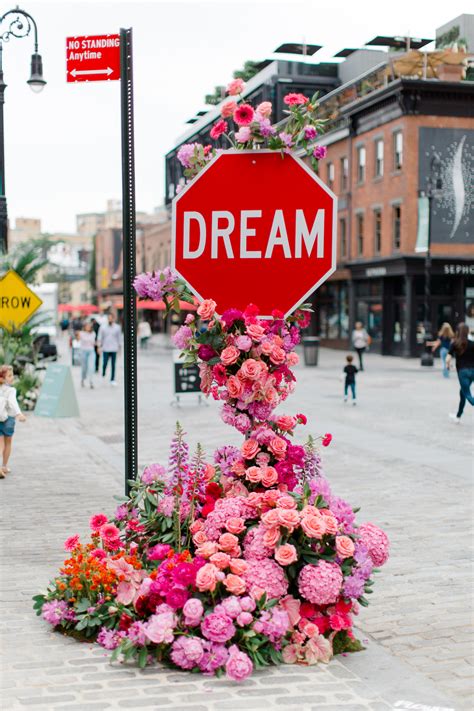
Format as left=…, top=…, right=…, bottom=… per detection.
left=0, top=343, right=472, bottom=710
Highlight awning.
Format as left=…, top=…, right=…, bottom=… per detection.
left=58, top=303, right=99, bottom=314
left=113, top=299, right=197, bottom=311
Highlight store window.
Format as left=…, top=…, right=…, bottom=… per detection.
left=356, top=213, right=364, bottom=255
left=393, top=204, right=401, bottom=251
left=340, top=217, right=347, bottom=258
left=375, top=138, right=384, bottom=177
left=327, top=162, right=335, bottom=190
left=393, top=131, right=403, bottom=170
left=374, top=209, right=382, bottom=254
left=340, top=157, right=348, bottom=191
left=357, top=146, right=366, bottom=183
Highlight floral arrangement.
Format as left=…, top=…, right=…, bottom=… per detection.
left=176, top=77, right=328, bottom=185
left=35, top=287, right=389, bottom=681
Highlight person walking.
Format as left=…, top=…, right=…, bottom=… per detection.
left=79, top=322, right=96, bottom=389
left=343, top=354, right=358, bottom=405
left=446, top=323, right=474, bottom=424
left=90, top=317, right=101, bottom=373
left=351, top=321, right=370, bottom=371
left=427, top=323, right=454, bottom=378
left=138, top=319, right=152, bottom=350
left=0, top=365, right=26, bottom=478
left=98, top=313, right=121, bottom=386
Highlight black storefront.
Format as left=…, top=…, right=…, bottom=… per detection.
left=313, top=257, right=474, bottom=357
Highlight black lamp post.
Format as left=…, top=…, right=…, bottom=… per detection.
left=419, top=153, right=443, bottom=366
left=0, top=7, right=46, bottom=254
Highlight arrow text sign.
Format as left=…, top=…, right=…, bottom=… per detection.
left=66, top=34, right=120, bottom=82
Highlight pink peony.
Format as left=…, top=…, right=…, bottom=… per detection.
left=89, top=514, right=108, bottom=532
left=225, top=646, right=253, bottom=681
left=145, top=608, right=177, bottom=644
left=234, top=335, right=252, bottom=351
left=201, top=612, right=236, bottom=643
left=358, top=522, right=390, bottom=566
left=183, top=598, right=204, bottom=627
left=64, top=535, right=80, bottom=551
left=226, top=78, right=245, bottom=95
left=233, top=104, right=254, bottom=126
left=298, top=562, right=343, bottom=605
left=210, top=119, right=227, bottom=140
left=171, top=636, right=204, bottom=670
left=221, top=100, right=237, bottom=118
left=197, top=299, right=217, bottom=320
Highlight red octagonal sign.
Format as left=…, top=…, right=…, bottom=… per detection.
left=172, top=150, right=337, bottom=317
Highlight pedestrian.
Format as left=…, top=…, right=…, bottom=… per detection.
left=90, top=317, right=101, bottom=373
left=138, top=319, right=152, bottom=349
left=351, top=321, right=370, bottom=371
left=427, top=323, right=454, bottom=378
left=98, top=313, right=121, bottom=386
left=446, top=322, right=474, bottom=424
left=0, top=365, right=26, bottom=478
left=71, top=314, right=83, bottom=333
left=343, top=354, right=358, bottom=405
left=79, top=322, right=96, bottom=389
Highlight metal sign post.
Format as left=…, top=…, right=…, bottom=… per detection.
left=120, top=27, right=137, bottom=495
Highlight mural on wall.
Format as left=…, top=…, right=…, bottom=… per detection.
left=418, top=127, right=473, bottom=244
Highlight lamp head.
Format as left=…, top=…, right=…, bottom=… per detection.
left=27, top=53, right=46, bottom=93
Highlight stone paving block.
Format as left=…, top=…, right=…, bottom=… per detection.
left=17, top=696, right=76, bottom=706
left=115, top=699, right=173, bottom=708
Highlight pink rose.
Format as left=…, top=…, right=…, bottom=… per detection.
left=196, top=541, right=219, bottom=558
left=210, top=552, right=231, bottom=569
left=227, top=375, right=244, bottom=399
left=261, top=340, right=273, bottom=355
left=221, top=345, right=240, bottom=366
left=320, top=510, right=338, bottom=535
left=256, top=101, right=272, bottom=118
left=335, top=536, right=355, bottom=559
left=239, top=359, right=261, bottom=380
left=229, top=558, right=249, bottom=576
left=262, top=489, right=279, bottom=507
left=276, top=416, right=297, bottom=432
left=221, top=100, right=237, bottom=118
left=196, top=563, right=219, bottom=592
left=218, top=532, right=239, bottom=552
left=270, top=346, right=286, bottom=365
left=246, top=323, right=266, bottom=341
left=277, top=508, right=300, bottom=531
left=287, top=352, right=299, bottom=366
left=277, top=495, right=297, bottom=509
left=268, top=437, right=288, bottom=460
left=197, top=299, right=217, bottom=320
left=192, top=530, right=208, bottom=546
left=241, top=439, right=260, bottom=460
left=189, top=519, right=204, bottom=534
left=301, top=505, right=319, bottom=517
left=261, top=509, right=280, bottom=528
left=261, top=466, right=278, bottom=488
left=227, top=78, right=245, bottom=95
left=226, top=517, right=245, bottom=535
left=235, top=127, right=251, bottom=143
left=245, top=466, right=262, bottom=484
left=231, top=460, right=246, bottom=477
left=301, top=515, right=326, bottom=539
left=224, top=574, right=247, bottom=595
left=262, top=526, right=280, bottom=548
left=275, top=543, right=298, bottom=566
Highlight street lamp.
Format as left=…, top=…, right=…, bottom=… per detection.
left=419, top=153, right=443, bottom=367
left=0, top=6, right=46, bottom=254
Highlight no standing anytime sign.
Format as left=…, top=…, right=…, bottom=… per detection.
left=66, top=34, right=121, bottom=82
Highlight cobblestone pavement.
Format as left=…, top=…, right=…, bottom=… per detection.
left=1, top=338, right=472, bottom=710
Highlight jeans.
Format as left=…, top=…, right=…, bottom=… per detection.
left=355, top=347, right=365, bottom=370
left=81, top=350, right=94, bottom=382
left=344, top=381, right=356, bottom=400
left=102, top=351, right=117, bottom=382
left=440, top=346, right=450, bottom=378
left=456, top=367, right=474, bottom=418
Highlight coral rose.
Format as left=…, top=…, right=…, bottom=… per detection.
left=196, top=541, right=219, bottom=558
left=335, top=535, right=355, bottom=559
left=227, top=375, right=243, bottom=399
left=246, top=324, right=266, bottom=341
left=224, top=574, right=247, bottom=595
left=320, top=510, right=338, bottom=535
left=245, top=466, right=262, bottom=484
left=268, top=437, right=287, bottom=460
left=287, top=352, right=300, bottom=366
left=221, top=345, right=240, bottom=366
left=261, top=466, right=278, bottom=487
left=262, top=526, right=280, bottom=548
left=210, top=552, right=231, bottom=570
left=226, top=517, right=245, bottom=535
left=192, top=530, right=208, bottom=546
left=196, top=563, right=219, bottom=592
left=218, top=533, right=239, bottom=552
left=221, top=100, right=237, bottom=118
left=270, top=346, right=286, bottom=365
left=261, top=509, right=280, bottom=528
left=256, top=101, right=272, bottom=118
left=241, top=439, right=260, bottom=460
left=261, top=340, right=273, bottom=355
left=239, top=359, right=261, bottom=380
left=277, top=495, right=297, bottom=509
left=227, top=78, right=245, bottom=95
left=276, top=416, right=296, bottom=432
left=229, top=558, right=249, bottom=576
left=197, top=299, right=217, bottom=320
left=277, top=508, right=300, bottom=531
left=301, top=515, right=326, bottom=539
left=275, top=544, right=298, bottom=566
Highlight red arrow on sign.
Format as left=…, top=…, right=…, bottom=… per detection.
left=66, top=34, right=120, bottom=82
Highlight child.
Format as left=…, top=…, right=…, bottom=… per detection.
left=0, top=365, right=26, bottom=478
left=343, top=355, right=358, bottom=405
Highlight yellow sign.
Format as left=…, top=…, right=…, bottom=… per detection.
left=0, top=270, right=43, bottom=331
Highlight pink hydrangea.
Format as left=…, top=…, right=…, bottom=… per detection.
left=243, top=524, right=273, bottom=560
left=201, top=612, right=236, bottom=643
left=357, top=523, right=390, bottom=567
left=170, top=636, right=204, bottom=670
left=204, top=497, right=252, bottom=541
left=225, top=645, right=253, bottom=681
left=243, top=559, right=288, bottom=599
left=298, top=562, right=343, bottom=605
left=141, top=462, right=166, bottom=485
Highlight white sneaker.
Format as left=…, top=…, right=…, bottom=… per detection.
left=448, top=413, right=461, bottom=424
left=111, top=381, right=118, bottom=387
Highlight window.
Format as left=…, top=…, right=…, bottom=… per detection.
left=393, top=205, right=401, bottom=250
left=340, top=157, right=348, bottom=191
left=340, top=217, right=347, bottom=257
left=374, top=209, right=382, bottom=253
left=393, top=131, right=403, bottom=170
left=375, top=139, right=384, bottom=177
left=357, top=146, right=366, bottom=183
left=356, top=214, right=364, bottom=255
left=327, top=162, right=335, bottom=190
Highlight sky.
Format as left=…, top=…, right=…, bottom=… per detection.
left=1, top=0, right=469, bottom=233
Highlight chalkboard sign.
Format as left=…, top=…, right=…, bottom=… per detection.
left=35, top=364, right=80, bottom=418
left=174, top=362, right=201, bottom=394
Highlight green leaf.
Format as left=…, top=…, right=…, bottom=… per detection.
left=75, top=598, right=92, bottom=613
left=138, top=646, right=148, bottom=668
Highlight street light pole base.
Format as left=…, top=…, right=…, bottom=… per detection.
left=420, top=352, right=434, bottom=367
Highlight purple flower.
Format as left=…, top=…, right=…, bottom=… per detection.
left=97, top=626, right=123, bottom=650
left=177, top=143, right=199, bottom=168
left=141, top=463, right=166, bottom=485
left=127, top=621, right=147, bottom=646
left=171, top=636, right=204, bottom=670
left=234, top=414, right=251, bottom=434
left=114, top=503, right=128, bottom=521
left=279, top=132, right=294, bottom=147
left=258, top=117, right=276, bottom=137
left=198, top=344, right=217, bottom=361
left=201, top=612, right=236, bottom=643
left=214, top=445, right=241, bottom=476
left=342, top=573, right=365, bottom=600
left=173, top=325, right=193, bottom=350
left=304, top=126, right=318, bottom=140
left=313, top=145, right=327, bottom=160
left=133, top=272, right=152, bottom=298
left=199, top=641, right=229, bottom=674
left=41, top=600, right=69, bottom=626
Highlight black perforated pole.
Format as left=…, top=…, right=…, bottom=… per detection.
left=120, top=27, right=137, bottom=495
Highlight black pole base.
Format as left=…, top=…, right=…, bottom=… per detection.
left=420, top=352, right=434, bottom=367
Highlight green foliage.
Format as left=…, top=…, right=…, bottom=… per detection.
left=0, top=238, right=56, bottom=284
left=204, top=60, right=260, bottom=105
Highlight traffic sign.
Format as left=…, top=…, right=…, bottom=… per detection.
left=66, top=34, right=120, bottom=82
left=0, top=270, right=43, bottom=331
left=172, top=150, right=337, bottom=317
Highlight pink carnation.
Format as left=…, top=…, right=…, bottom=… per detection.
left=64, top=535, right=80, bottom=551
left=298, top=562, right=343, bottom=605
left=210, top=119, right=227, bottom=140
left=358, top=523, right=390, bottom=567
left=89, top=514, right=108, bottom=532
left=243, top=558, right=288, bottom=600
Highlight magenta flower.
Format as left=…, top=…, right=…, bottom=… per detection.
left=225, top=646, right=253, bottom=681
left=233, top=104, right=254, bottom=126
left=171, top=636, right=205, bottom=670
left=313, top=145, right=327, bottom=160
left=201, top=612, right=236, bottom=643
left=64, top=535, right=80, bottom=552
left=210, top=119, right=228, bottom=140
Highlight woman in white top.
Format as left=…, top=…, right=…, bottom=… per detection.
left=79, top=322, right=96, bottom=388
left=351, top=321, right=370, bottom=371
